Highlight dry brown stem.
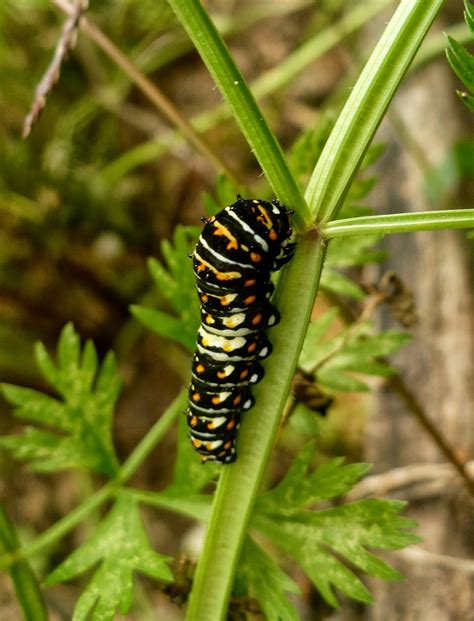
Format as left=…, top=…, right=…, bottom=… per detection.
left=22, top=0, right=88, bottom=139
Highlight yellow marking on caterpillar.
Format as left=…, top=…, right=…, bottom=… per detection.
left=194, top=252, right=241, bottom=280
left=213, top=221, right=238, bottom=250
left=256, top=205, right=273, bottom=229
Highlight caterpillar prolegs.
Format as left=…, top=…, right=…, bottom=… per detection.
left=188, top=197, right=296, bottom=463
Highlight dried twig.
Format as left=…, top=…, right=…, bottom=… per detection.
left=346, top=461, right=474, bottom=501
left=22, top=0, right=88, bottom=138
left=397, top=546, right=474, bottom=574
left=322, top=288, right=474, bottom=498
left=51, top=0, right=243, bottom=187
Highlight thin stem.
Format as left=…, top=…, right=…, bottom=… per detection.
left=0, top=487, right=112, bottom=571
left=119, top=389, right=187, bottom=481
left=306, top=0, right=443, bottom=223
left=0, top=505, right=49, bottom=621
left=185, top=234, right=327, bottom=621
left=167, top=0, right=310, bottom=230
left=101, top=0, right=393, bottom=185
left=327, top=293, right=474, bottom=498
left=0, top=391, right=185, bottom=570
left=51, top=0, right=243, bottom=188
left=322, top=209, right=474, bottom=238
left=251, top=0, right=393, bottom=101
left=388, top=375, right=474, bottom=497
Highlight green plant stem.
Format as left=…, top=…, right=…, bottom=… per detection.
left=306, top=0, right=444, bottom=223
left=185, top=234, right=326, bottom=621
left=136, top=0, right=315, bottom=74
left=412, top=21, right=470, bottom=70
left=167, top=0, right=310, bottom=229
left=101, top=0, right=393, bottom=186
left=322, top=209, right=474, bottom=238
left=0, top=504, right=49, bottom=621
left=52, top=0, right=243, bottom=188
left=0, top=390, right=185, bottom=571
left=0, top=487, right=112, bottom=571
left=119, top=388, right=187, bottom=481
left=251, top=0, right=393, bottom=101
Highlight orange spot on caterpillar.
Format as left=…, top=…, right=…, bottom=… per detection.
left=239, top=369, right=249, bottom=379
left=196, top=364, right=205, bottom=373
left=269, top=229, right=278, bottom=241
left=244, top=279, right=256, bottom=287
left=251, top=313, right=263, bottom=326
left=244, top=295, right=256, bottom=305
left=232, top=395, right=242, bottom=406
left=212, top=396, right=221, bottom=405
left=192, top=393, right=201, bottom=402
left=247, top=342, right=257, bottom=353
left=250, top=252, right=261, bottom=263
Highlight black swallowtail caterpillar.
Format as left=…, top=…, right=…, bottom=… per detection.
left=188, top=197, right=296, bottom=464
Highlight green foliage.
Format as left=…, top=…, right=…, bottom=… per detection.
left=236, top=537, right=301, bottom=621
left=0, top=324, right=121, bottom=477
left=299, top=309, right=411, bottom=392
left=201, top=173, right=242, bottom=216
left=44, top=492, right=173, bottom=621
left=251, top=445, right=420, bottom=608
left=290, top=122, right=387, bottom=298
left=165, top=415, right=218, bottom=496
left=446, top=0, right=474, bottom=111
left=256, top=443, right=370, bottom=515
left=131, top=225, right=201, bottom=351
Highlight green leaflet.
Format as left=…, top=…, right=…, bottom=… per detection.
left=45, top=492, right=173, bottom=621
left=236, top=537, right=301, bottom=621
left=299, top=309, right=411, bottom=391
left=250, top=445, right=420, bottom=608
left=131, top=225, right=201, bottom=352
left=445, top=1, right=474, bottom=111
left=0, top=324, right=120, bottom=477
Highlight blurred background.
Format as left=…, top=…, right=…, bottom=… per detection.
left=0, top=1, right=472, bottom=619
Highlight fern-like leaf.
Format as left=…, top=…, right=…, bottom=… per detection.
left=131, top=225, right=200, bottom=351
left=44, top=492, right=173, bottom=621
left=0, top=324, right=120, bottom=477
left=251, top=446, right=420, bottom=608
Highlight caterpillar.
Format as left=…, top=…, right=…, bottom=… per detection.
left=187, top=196, right=296, bottom=464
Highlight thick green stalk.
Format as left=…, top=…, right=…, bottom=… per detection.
left=322, top=209, right=474, bottom=238
left=166, top=0, right=310, bottom=229
left=0, top=505, right=48, bottom=621
left=305, top=0, right=444, bottom=222
left=185, top=234, right=326, bottom=621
